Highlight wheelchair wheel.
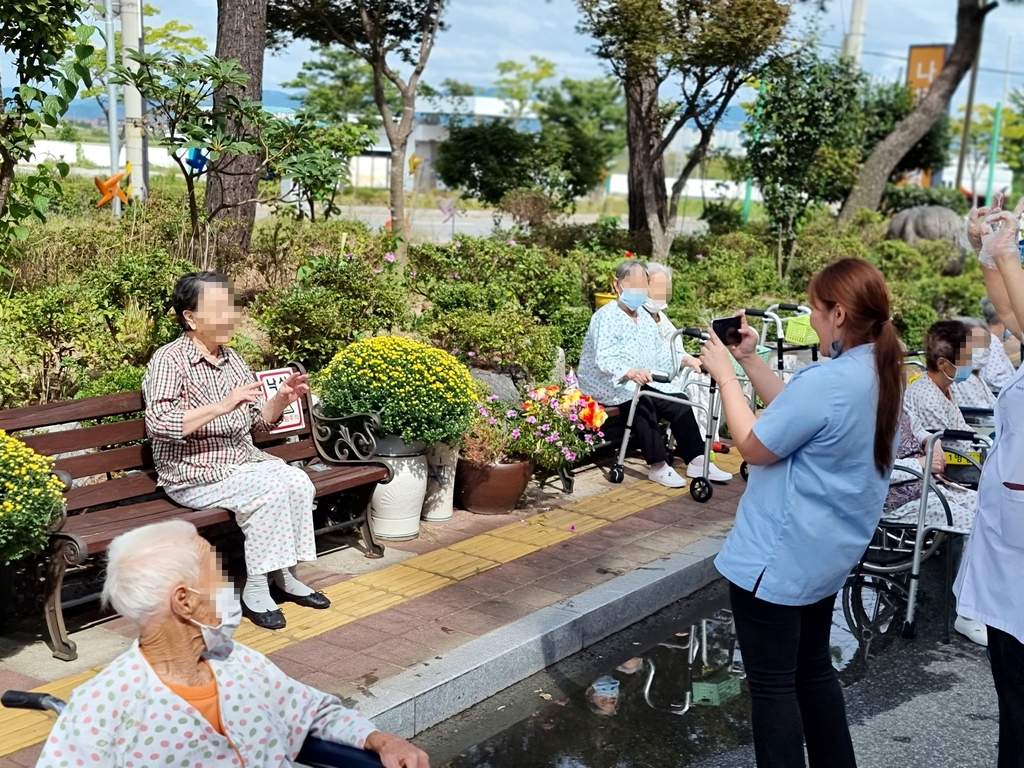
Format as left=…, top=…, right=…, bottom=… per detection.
left=690, top=477, right=713, bottom=502
left=609, top=464, right=625, bottom=484
left=842, top=572, right=907, bottom=643
left=740, top=461, right=749, bottom=481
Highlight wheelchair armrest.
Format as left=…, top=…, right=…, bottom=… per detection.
left=296, top=737, right=384, bottom=767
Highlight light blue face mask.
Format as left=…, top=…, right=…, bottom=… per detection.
left=619, top=289, right=649, bottom=312
left=951, top=365, right=972, bottom=384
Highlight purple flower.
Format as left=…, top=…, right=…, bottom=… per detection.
left=545, top=434, right=556, bottom=443
left=566, top=451, right=577, bottom=462
left=526, top=416, right=537, bottom=424
left=507, top=238, right=517, bottom=245
left=488, top=394, right=500, bottom=402
left=696, top=252, right=704, bottom=260
left=510, top=428, right=521, bottom=439
left=454, top=273, right=461, bottom=279
left=468, top=351, right=476, bottom=357
left=597, top=431, right=605, bottom=438
left=540, top=423, right=550, bottom=432
left=568, top=414, right=578, bottom=422
left=478, top=407, right=490, bottom=416
left=454, top=240, right=462, bottom=247
left=409, top=268, right=418, bottom=276
left=550, top=431, right=559, bottom=440
left=452, top=348, right=460, bottom=354
left=506, top=410, right=517, bottom=418
left=489, top=418, right=498, bottom=425
left=585, top=434, right=593, bottom=442
left=385, top=252, right=396, bottom=262
left=373, top=266, right=382, bottom=273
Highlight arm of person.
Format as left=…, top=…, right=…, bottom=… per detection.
left=977, top=204, right=1024, bottom=339
left=982, top=264, right=1024, bottom=341
left=724, top=314, right=785, bottom=405
left=257, top=371, right=310, bottom=428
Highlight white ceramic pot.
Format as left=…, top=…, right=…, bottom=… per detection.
left=422, top=442, right=459, bottom=522
left=371, top=454, right=428, bottom=540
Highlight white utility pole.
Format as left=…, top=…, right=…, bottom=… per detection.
left=120, top=0, right=147, bottom=200
left=841, top=0, right=868, bottom=67
left=104, top=2, right=121, bottom=217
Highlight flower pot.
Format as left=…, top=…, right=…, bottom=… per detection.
left=455, top=459, right=534, bottom=515
left=371, top=436, right=428, bottom=540
left=423, top=442, right=459, bottom=522
left=374, top=434, right=429, bottom=457
left=594, top=291, right=617, bottom=309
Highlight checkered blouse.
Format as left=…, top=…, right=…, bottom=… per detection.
left=143, top=334, right=280, bottom=487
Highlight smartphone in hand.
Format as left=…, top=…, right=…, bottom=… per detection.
left=712, top=315, right=743, bottom=346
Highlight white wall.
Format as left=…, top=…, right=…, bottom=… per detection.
left=26, top=140, right=179, bottom=169
left=605, top=173, right=762, bottom=202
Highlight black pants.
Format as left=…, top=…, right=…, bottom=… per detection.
left=601, top=386, right=705, bottom=466
left=989, top=626, right=1024, bottom=768
left=730, top=582, right=856, bottom=768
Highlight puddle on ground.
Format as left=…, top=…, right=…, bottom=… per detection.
left=443, top=575, right=911, bottom=768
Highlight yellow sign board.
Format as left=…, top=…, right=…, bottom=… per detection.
left=906, top=45, right=948, bottom=103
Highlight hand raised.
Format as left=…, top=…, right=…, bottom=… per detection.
left=220, top=382, right=263, bottom=414
left=272, top=372, right=309, bottom=405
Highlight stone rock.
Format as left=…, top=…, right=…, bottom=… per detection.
left=469, top=369, right=520, bottom=402
left=548, top=346, right=566, bottom=384
left=886, top=205, right=963, bottom=246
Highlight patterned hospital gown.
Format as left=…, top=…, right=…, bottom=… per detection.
left=903, top=374, right=973, bottom=454
left=36, top=640, right=377, bottom=768
left=577, top=301, right=675, bottom=406
left=951, top=373, right=996, bottom=409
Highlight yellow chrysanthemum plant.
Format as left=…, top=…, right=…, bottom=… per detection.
left=314, top=336, right=477, bottom=446
left=0, top=430, right=66, bottom=565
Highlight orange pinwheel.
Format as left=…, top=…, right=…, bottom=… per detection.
left=94, top=172, right=128, bottom=208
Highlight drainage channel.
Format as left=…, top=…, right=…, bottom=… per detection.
left=413, top=560, right=989, bottom=768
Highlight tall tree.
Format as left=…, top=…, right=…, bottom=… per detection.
left=578, top=0, right=789, bottom=261
left=951, top=103, right=1024, bottom=199
left=282, top=44, right=399, bottom=126
left=860, top=81, right=951, bottom=178
left=203, top=0, right=269, bottom=260
left=267, top=0, right=448, bottom=257
left=494, top=55, right=556, bottom=129
left=838, top=0, right=1001, bottom=219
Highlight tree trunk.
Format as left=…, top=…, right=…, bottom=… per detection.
left=839, top=0, right=997, bottom=220
left=625, top=70, right=666, bottom=239
left=389, top=144, right=407, bottom=246
left=205, top=0, right=268, bottom=262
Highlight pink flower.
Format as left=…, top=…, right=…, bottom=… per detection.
left=373, top=267, right=382, bottom=273
left=545, top=434, right=556, bottom=443
left=489, top=418, right=498, bottom=425
left=526, top=416, right=537, bottom=424
left=454, top=273, right=461, bottom=279
left=510, top=428, right=520, bottom=439
left=409, top=268, right=418, bottom=276
left=478, top=407, right=490, bottom=416
left=566, top=451, right=577, bottom=462
left=568, top=414, right=578, bottom=422
left=452, top=348, right=460, bottom=354
left=695, top=252, right=704, bottom=260
left=506, top=410, right=517, bottom=417
left=468, top=351, right=476, bottom=357
left=507, top=238, right=517, bottom=245
left=540, top=423, right=550, bottom=431
left=550, top=431, right=559, bottom=440
left=597, top=431, right=605, bottom=438
left=488, top=394, right=500, bottom=401
left=385, top=252, right=396, bottom=262
left=585, top=434, right=593, bottom=442
left=454, top=240, right=462, bottom=247
left=569, top=525, right=576, bottom=532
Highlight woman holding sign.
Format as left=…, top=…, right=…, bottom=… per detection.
left=143, top=271, right=329, bottom=630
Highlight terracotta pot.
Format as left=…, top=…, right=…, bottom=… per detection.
left=455, top=459, right=534, bottom=515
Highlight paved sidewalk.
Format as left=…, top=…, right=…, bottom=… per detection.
left=0, top=451, right=744, bottom=766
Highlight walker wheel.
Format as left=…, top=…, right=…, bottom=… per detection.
left=609, top=465, right=625, bottom=484
left=901, top=620, right=917, bottom=640
left=740, top=461, right=749, bottom=481
left=690, top=477, right=713, bottom=503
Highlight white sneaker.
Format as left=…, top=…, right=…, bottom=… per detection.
left=954, top=615, right=988, bottom=647
left=686, top=456, right=733, bottom=484
left=649, top=463, right=687, bottom=488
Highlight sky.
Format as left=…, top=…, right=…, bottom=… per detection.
left=5, top=0, right=1024, bottom=116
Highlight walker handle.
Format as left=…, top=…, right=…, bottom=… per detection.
left=1, top=691, right=61, bottom=713
left=777, top=303, right=802, bottom=312
left=743, top=308, right=766, bottom=318
left=651, top=372, right=671, bottom=383
left=680, top=327, right=709, bottom=340
left=940, top=430, right=978, bottom=443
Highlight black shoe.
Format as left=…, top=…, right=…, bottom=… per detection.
left=270, top=582, right=331, bottom=610
left=241, top=598, right=287, bottom=630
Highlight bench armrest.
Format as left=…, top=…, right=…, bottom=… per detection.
left=309, top=405, right=382, bottom=464
left=48, top=470, right=72, bottom=534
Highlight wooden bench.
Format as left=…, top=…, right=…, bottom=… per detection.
left=0, top=365, right=390, bottom=661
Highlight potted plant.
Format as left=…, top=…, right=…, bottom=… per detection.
left=315, top=336, right=476, bottom=538
left=456, top=374, right=609, bottom=515
left=591, top=251, right=636, bottom=309
left=0, top=430, right=66, bottom=566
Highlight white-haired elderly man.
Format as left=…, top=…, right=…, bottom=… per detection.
left=577, top=259, right=732, bottom=488
left=36, top=520, right=429, bottom=768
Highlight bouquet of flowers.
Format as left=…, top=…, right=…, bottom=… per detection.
left=314, top=336, right=477, bottom=445
left=512, top=372, right=608, bottom=470
left=0, top=430, right=65, bottom=565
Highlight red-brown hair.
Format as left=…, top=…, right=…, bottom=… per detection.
left=808, top=258, right=905, bottom=474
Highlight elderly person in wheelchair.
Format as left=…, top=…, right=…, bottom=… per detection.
left=577, top=259, right=733, bottom=489
left=37, top=520, right=429, bottom=768
left=950, top=317, right=997, bottom=409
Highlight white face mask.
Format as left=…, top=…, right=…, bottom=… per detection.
left=188, top=586, right=241, bottom=652
left=972, top=347, right=991, bottom=368
left=644, top=299, right=668, bottom=313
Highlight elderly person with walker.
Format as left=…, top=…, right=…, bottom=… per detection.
left=577, top=259, right=732, bottom=488
left=144, top=271, right=327, bottom=631
left=700, top=258, right=905, bottom=768
left=954, top=196, right=1024, bottom=767
left=34, top=520, right=429, bottom=768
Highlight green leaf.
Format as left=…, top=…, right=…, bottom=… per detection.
left=11, top=227, right=29, bottom=241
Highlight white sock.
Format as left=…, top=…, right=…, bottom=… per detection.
left=242, top=573, right=279, bottom=613
left=272, top=566, right=314, bottom=597
left=651, top=461, right=668, bottom=471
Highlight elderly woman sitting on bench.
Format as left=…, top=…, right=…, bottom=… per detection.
left=144, top=271, right=324, bottom=630
left=577, top=259, right=732, bottom=489
left=37, top=520, right=429, bottom=768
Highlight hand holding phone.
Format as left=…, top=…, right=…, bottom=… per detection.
left=712, top=315, right=743, bottom=346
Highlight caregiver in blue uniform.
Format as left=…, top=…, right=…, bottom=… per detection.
left=956, top=199, right=1024, bottom=768
left=701, top=258, right=905, bottom=768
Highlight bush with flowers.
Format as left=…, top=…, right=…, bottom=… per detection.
left=314, top=336, right=477, bottom=445
left=0, top=431, right=65, bottom=565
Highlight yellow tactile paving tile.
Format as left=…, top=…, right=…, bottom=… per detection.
left=448, top=533, right=540, bottom=562
left=403, top=548, right=500, bottom=580
left=0, top=476, right=722, bottom=758
left=353, top=564, right=453, bottom=598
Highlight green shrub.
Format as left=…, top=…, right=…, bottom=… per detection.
left=700, top=201, right=744, bottom=235
left=426, top=308, right=559, bottom=382
left=882, top=184, right=969, bottom=216
left=248, top=217, right=377, bottom=289
left=549, top=306, right=593, bottom=367
left=75, top=364, right=146, bottom=398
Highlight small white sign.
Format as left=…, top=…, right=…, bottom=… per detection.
left=256, top=368, right=306, bottom=434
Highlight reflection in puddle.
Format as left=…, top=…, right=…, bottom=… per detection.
left=446, top=581, right=910, bottom=768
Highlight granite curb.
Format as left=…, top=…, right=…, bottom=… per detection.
left=349, top=531, right=728, bottom=738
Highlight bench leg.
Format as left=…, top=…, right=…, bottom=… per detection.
left=558, top=467, right=575, bottom=494
left=44, top=535, right=86, bottom=662
left=361, top=495, right=385, bottom=560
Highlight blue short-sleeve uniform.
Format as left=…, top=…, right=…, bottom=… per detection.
left=714, top=344, right=893, bottom=605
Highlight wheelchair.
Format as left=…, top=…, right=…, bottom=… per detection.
left=1, top=690, right=385, bottom=767
left=850, top=429, right=991, bottom=644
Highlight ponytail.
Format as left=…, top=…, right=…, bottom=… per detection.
left=809, top=259, right=905, bottom=474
